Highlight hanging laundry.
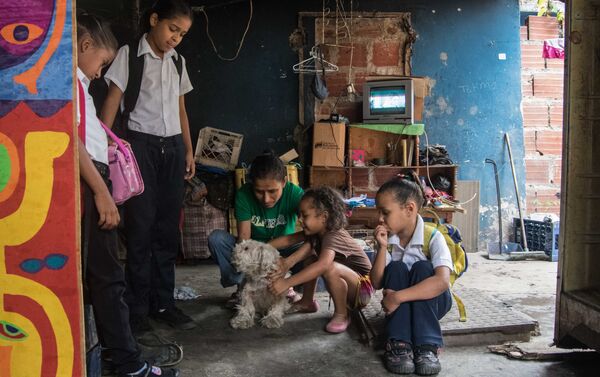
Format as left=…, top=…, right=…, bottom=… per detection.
left=542, top=38, right=565, bottom=59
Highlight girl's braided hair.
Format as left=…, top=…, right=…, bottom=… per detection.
left=377, top=170, right=426, bottom=209
left=302, top=186, right=348, bottom=231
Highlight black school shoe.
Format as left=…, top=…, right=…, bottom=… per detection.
left=119, top=362, right=179, bottom=377
left=151, top=306, right=197, bottom=330
left=383, top=340, right=415, bottom=374
left=414, top=345, right=442, bottom=375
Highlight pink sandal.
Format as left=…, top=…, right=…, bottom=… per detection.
left=325, top=315, right=351, bottom=333
left=286, top=300, right=320, bottom=314
left=286, top=288, right=302, bottom=303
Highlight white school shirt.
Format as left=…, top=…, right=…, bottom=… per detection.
left=385, top=215, right=454, bottom=272
left=77, top=68, right=109, bottom=165
left=104, top=34, right=193, bottom=137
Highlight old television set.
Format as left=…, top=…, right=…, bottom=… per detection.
left=362, top=79, right=414, bottom=124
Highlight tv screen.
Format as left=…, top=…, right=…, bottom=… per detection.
left=363, top=79, right=414, bottom=124
left=369, top=86, right=407, bottom=115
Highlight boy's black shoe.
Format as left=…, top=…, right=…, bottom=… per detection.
left=414, top=345, right=442, bottom=376
left=119, top=362, right=179, bottom=377
left=384, top=340, right=414, bottom=374
left=151, top=306, right=197, bottom=330
left=130, top=316, right=153, bottom=336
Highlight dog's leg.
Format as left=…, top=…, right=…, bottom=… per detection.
left=230, top=289, right=256, bottom=329
left=260, top=297, right=289, bottom=329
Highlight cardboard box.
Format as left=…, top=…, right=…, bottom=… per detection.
left=312, top=121, right=346, bottom=167
left=365, top=76, right=432, bottom=122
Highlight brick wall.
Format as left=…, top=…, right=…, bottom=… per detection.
left=521, top=16, right=563, bottom=215
left=313, top=15, right=412, bottom=123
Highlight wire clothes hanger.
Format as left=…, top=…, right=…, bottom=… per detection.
left=293, top=45, right=339, bottom=73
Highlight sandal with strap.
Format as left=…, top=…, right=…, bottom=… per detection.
left=286, top=300, right=320, bottom=314
left=286, top=288, right=302, bottom=303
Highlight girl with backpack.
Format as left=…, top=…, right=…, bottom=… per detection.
left=371, top=172, right=453, bottom=376
left=100, top=0, right=196, bottom=334
left=268, top=186, right=374, bottom=334
left=77, top=12, right=179, bottom=377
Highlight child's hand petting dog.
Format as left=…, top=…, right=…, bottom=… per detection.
left=267, top=258, right=288, bottom=281
left=268, top=278, right=289, bottom=297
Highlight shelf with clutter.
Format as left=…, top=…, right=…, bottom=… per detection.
left=308, top=76, right=464, bottom=225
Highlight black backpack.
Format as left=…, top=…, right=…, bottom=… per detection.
left=121, top=40, right=184, bottom=130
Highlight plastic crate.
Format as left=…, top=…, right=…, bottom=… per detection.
left=513, top=218, right=560, bottom=261
left=194, top=127, right=243, bottom=170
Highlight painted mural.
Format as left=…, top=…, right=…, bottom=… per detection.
left=0, top=1, right=83, bottom=376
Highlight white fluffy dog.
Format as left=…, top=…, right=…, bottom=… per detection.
left=230, top=239, right=289, bottom=329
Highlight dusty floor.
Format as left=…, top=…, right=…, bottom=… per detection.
left=148, top=252, right=599, bottom=376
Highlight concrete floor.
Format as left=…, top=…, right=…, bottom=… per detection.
left=151, top=252, right=599, bottom=376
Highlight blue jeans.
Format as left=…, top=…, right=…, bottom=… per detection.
left=207, top=229, right=301, bottom=288
left=384, top=260, right=452, bottom=348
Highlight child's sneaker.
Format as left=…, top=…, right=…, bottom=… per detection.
left=414, top=345, right=441, bottom=375
left=119, top=362, right=179, bottom=377
left=384, top=340, right=414, bottom=374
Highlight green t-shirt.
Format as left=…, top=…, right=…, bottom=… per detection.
left=235, top=182, right=304, bottom=243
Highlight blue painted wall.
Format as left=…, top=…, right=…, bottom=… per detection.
left=406, top=1, right=526, bottom=244
left=179, top=0, right=525, bottom=244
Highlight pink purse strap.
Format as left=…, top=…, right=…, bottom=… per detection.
left=77, top=80, right=86, bottom=145
left=99, top=121, right=132, bottom=161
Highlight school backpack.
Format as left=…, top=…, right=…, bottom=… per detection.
left=421, top=209, right=469, bottom=322
left=98, top=38, right=184, bottom=137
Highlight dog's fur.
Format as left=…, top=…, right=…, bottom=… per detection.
left=230, top=239, right=290, bottom=329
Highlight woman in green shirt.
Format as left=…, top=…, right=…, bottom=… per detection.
left=208, top=151, right=305, bottom=308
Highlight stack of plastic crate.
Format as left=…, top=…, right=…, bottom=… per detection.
left=513, top=218, right=560, bottom=261
left=194, top=127, right=243, bottom=171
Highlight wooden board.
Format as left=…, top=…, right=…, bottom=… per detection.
left=308, top=166, right=347, bottom=190
left=452, top=180, right=480, bottom=253
left=348, top=127, right=419, bottom=166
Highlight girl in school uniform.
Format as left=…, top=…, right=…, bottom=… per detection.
left=77, top=12, right=179, bottom=377
left=101, top=0, right=196, bottom=333
left=371, top=173, right=453, bottom=376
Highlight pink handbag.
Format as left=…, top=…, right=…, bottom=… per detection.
left=99, top=122, right=144, bottom=205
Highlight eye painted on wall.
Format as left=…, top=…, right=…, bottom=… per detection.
left=0, top=0, right=55, bottom=80
left=0, top=321, right=27, bottom=342
left=0, top=23, right=44, bottom=46
left=19, top=253, right=69, bottom=273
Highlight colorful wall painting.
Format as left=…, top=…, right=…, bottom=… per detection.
left=0, top=0, right=84, bottom=376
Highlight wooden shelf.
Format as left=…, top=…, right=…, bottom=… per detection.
left=309, top=165, right=458, bottom=197
left=309, top=125, right=460, bottom=226
left=309, top=164, right=461, bottom=226
left=348, top=205, right=464, bottom=227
